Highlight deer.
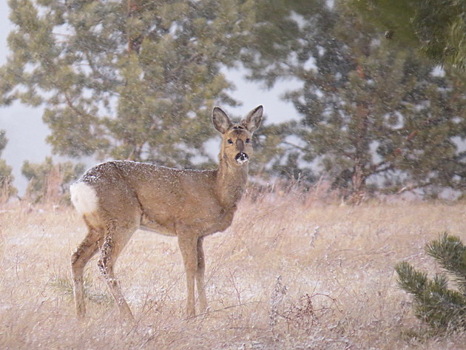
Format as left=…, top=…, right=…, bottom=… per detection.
left=69, top=105, right=263, bottom=320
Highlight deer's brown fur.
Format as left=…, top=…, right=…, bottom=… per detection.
left=70, top=106, right=263, bottom=319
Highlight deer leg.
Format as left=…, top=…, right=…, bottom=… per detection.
left=178, top=234, right=198, bottom=317
left=196, top=237, right=207, bottom=313
left=98, top=222, right=135, bottom=320
left=71, top=226, right=101, bottom=318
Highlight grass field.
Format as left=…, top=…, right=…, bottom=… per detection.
left=1, top=191, right=465, bottom=349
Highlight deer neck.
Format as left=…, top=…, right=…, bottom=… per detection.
left=215, top=155, right=249, bottom=209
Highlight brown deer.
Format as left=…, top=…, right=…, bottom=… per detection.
left=70, top=105, right=263, bottom=320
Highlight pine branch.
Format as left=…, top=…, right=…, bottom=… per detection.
left=426, top=233, right=466, bottom=293
left=416, top=275, right=466, bottom=331
left=396, top=234, right=466, bottom=334
left=395, top=261, right=428, bottom=297
left=282, top=140, right=308, bottom=153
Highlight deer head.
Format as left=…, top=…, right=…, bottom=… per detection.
left=213, top=105, right=263, bottom=167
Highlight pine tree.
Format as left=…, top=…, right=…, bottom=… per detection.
left=240, top=0, right=333, bottom=184
left=22, top=157, right=84, bottom=204
left=348, top=0, right=466, bottom=71
left=0, top=130, right=17, bottom=202
left=243, top=1, right=466, bottom=200
left=0, top=0, right=256, bottom=167
left=396, top=233, right=466, bottom=334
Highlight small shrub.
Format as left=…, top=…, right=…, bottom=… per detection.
left=395, top=233, right=466, bottom=334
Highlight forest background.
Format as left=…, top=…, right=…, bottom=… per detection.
left=0, top=0, right=465, bottom=204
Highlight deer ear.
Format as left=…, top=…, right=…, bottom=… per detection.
left=241, top=105, right=263, bottom=133
left=212, top=107, right=233, bottom=134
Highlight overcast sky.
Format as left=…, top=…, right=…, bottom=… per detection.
left=0, top=2, right=299, bottom=194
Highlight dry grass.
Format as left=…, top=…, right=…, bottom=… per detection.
left=1, top=193, right=466, bottom=349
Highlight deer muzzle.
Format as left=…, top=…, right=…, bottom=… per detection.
left=235, top=152, right=249, bottom=164
left=234, top=139, right=249, bottom=164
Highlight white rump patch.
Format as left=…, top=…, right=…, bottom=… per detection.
left=70, top=182, right=99, bottom=215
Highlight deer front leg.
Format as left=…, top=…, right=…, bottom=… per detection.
left=196, top=237, right=207, bottom=313
left=178, top=234, right=198, bottom=317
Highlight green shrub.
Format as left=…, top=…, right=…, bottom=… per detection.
left=396, top=233, right=466, bottom=334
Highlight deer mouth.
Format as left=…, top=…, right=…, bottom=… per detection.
left=235, top=152, right=249, bottom=165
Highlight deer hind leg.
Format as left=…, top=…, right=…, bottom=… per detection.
left=196, top=237, right=207, bottom=313
left=71, top=224, right=102, bottom=318
left=98, top=220, right=135, bottom=320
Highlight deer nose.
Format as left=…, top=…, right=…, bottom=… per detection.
left=236, top=139, right=244, bottom=152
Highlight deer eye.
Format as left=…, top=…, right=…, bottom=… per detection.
left=227, top=139, right=234, bottom=144
left=245, top=138, right=251, bottom=144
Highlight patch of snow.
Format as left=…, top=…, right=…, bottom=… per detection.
left=431, top=65, right=445, bottom=77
